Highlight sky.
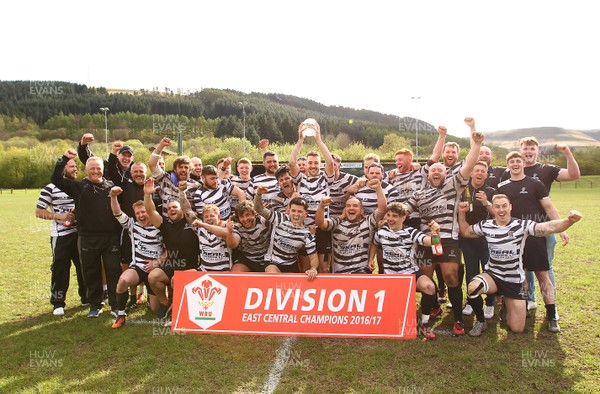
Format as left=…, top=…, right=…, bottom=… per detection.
left=2, top=1, right=598, bottom=138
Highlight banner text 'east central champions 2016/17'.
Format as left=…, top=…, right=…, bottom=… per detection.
left=171, top=272, right=417, bottom=339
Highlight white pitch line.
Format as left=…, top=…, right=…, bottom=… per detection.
left=261, top=336, right=297, bottom=394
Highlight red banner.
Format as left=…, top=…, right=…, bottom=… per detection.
left=171, top=272, right=416, bottom=339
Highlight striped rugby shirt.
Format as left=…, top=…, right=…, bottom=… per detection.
left=247, top=173, right=279, bottom=207
left=265, top=211, right=316, bottom=267
left=373, top=225, right=426, bottom=274
left=36, top=183, right=77, bottom=237
left=117, top=216, right=163, bottom=271
left=195, top=227, right=231, bottom=271
left=355, top=181, right=400, bottom=216
left=406, top=171, right=468, bottom=240
left=233, top=215, right=272, bottom=263
left=292, top=171, right=335, bottom=226
left=230, top=176, right=251, bottom=209
left=472, top=218, right=537, bottom=283
left=329, top=172, right=358, bottom=219
left=193, top=179, right=235, bottom=220
left=153, top=169, right=200, bottom=218
left=325, top=213, right=378, bottom=274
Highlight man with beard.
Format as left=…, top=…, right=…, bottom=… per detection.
left=51, top=150, right=122, bottom=318
left=289, top=120, right=335, bottom=272
left=497, top=152, right=565, bottom=332
left=254, top=185, right=319, bottom=278
left=36, top=156, right=87, bottom=315
left=271, top=165, right=299, bottom=213
left=458, top=161, right=496, bottom=319
left=347, top=162, right=400, bottom=216
left=225, top=200, right=273, bottom=273
left=143, top=178, right=200, bottom=319
left=193, top=165, right=246, bottom=221
left=148, top=137, right=201, bottom=217
left=315, top=179, right=386, bottom=274
left=458, top=195, right=581, bottom=335
left=110, top=189, right=164, bottom=328
left=247, top=150, right=280, bottom=207
left=405, top=119, right=483, bottom=335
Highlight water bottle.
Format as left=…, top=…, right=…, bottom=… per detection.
left=64, top=208, right=76, bottom=227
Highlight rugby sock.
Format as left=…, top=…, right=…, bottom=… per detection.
left=469, top=295, right=485, bottom=322
left=420, top=293, right=436, bottom=325
left=448, top=286, right=463, bottom=322
left=545, top=304, right=557, bottom=321
left=432, top=283, right=440, bottom=309
left=116, top=290, right=128, bottom=312
left=103, top=284, right=108, bottom=291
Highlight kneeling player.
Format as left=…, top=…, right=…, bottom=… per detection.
left=110, top=188, right=164, bottom=328
left=368, top=202, right=439, bottom=339
left=458, top=196, right=581, bottom=335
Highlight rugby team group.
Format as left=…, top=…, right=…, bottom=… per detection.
left=36, top=117, right=582, bottom=338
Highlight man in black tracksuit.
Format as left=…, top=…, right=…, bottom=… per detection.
left=52, top=148, right=122, bottom=317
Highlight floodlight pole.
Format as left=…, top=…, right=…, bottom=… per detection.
left=411, top=97, right=421, bottom=160
left=100, top=107, right=110, bottom=157
left=238, top=101, right=248, bottom=155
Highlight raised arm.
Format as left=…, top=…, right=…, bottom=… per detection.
left=315, top=197, right=332, bottom=231
left=428, top=126, right=447, bottom=163
left=540, top=197, right=570, bottom=246
left=143, top=178, right=163, bottom=227
left=178, top=181, right=197, bottom=225
left=289, top=123, right=305, bottom=178
left=314, top=123, right=334, bottom=176
left=149, top=137, right=171, bottom=176
left=77, top=133, right=95, bottom=165
left=371, top=179, right=387, bottom=222
left=555, top=144, right=581, bottom=182
left=253, top=185, right=271, bottom=219
left=458, top=202, right=479, bottom=238
left=534, top=210, right=582, bottom=237
left=109, top=186, right=124, bottom=216
left=459, top=118, right=484, bottom=179
left=51, top=149, right=78, bottom=197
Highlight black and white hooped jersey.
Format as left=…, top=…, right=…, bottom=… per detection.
left=446, top=160, right=464, bottom=178
left=193, top=179, right=235, bottom=220
left=195, top=227, right=231, bottom=272
left=118, top=216, right=163, bottom=271
left=265, top=211, right=316, bottom=266
left=374, top=225, right=426, bottom=274
left=329, top=172, right=359, bottom=219
left=472, top=218, right=537, bottom=283
left=406, top=171, right=468, bottom=240
left=233, top=215, right=272, bottom=263
left=292, top=171, right=335, bottom=225
left=271, top=190, right=293, bottom=214
left=230, top=176, right=251, bottom=209
left=154, top=170, right=200, bottom=218
left=355, top=181, right=400, bottom=216
left=247, top=174, right=279, bottom=207
left=36, top=183, right=77, bottom=237
left=325, top=214, right=378, bottom=274
left=390, top=167, right=428, bottom=203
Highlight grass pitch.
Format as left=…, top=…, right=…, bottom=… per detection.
left=0, top=183, right=598, bottom=393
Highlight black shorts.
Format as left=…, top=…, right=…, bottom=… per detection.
left=233, top=252, right=268, bottom=272
left=487, top=272, right=526, bottom=300
left=432, top=239, right=462, bottom=264
left=299, top=228, right=331, bottom=256
left=522, top=236, right=549, bottom=271
left=271, top=264, right=300, bottom=273
left=120, top=230, right=132, bottom=264
left=128, top=266, right=155, bottom=296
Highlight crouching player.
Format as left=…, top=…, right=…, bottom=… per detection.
left=458, top=195, right=582, bottom=335
left=110, top=187, right=165, bottom=328
left=368, top=202, right=440, bottom=339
